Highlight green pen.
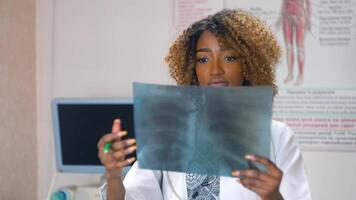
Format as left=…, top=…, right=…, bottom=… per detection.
left=103, top=141, right=112, bottom=154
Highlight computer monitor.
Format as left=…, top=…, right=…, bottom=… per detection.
left=52, top=98, right=135, bottom=173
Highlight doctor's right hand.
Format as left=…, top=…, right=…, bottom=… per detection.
left=97, top=119, right=136, bottom=179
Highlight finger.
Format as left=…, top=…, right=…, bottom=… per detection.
left=111, top=144, right=136, bottom=160
left=112, top=131, right=128, bottom=141
left=115, top=157, right=136, bottom=168
left=111, top=119, right=121, bottom=134
left=97, top=133, right=114, bottom=149
left=112, top=138, right=136, bottom=151
left=100, top=152, right=115, bottom=165
left=109, top=131, right=129, bottom=145
left=98, top=145, right=114, bottom=157
left=112, top=151, right=125, bottom=161
left=98, top=146, right=113, bottom=161
left=123, top=145, right=137, bottom=155
left=238, top=177, right=270, bottom=190
left=101, top=131, right=128, bottom=155
left=97, top=119, right=123, bottom=149
left=98, top=147, right=105, bottom=159
left=232, top=169, right=271, bottom=183
left=232, top=169, right=281, bottom=193
left=245, top=154, right=283, bottom=177
left=99, top=150, right=125, bottom=170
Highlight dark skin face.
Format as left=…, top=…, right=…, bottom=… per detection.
left=195, top=30, right=243, bottom=87
left=194, top=30, right=284, bottom=200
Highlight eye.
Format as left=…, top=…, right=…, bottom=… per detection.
left=196, top=57, right=209, bottom=64
left=224, top=55, right=239, bottom=62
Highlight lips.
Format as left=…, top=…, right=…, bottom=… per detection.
left=208, top=79, right=229, bottom=87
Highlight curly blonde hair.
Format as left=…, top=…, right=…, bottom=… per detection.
left=165, top=9, right=282, bottom=95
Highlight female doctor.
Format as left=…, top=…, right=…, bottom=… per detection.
left=97, top=9, right=311, bottom=200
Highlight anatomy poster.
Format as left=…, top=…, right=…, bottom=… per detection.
left=174, top=0, right=224, bottom=32
left=175, top=0, right=356, bottom=151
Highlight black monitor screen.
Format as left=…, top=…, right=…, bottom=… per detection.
left=55, top=102, right=135, bottom=170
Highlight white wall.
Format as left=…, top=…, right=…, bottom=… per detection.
left=37, top=0, right=356, bottom=199
left=37, top=0, right=174, bottom=199
left=303, top=151, right=356, bottom=200
left=52, top=0, right=174, bottom=98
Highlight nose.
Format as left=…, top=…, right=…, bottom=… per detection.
left=209, top=59, right=224, bottom=76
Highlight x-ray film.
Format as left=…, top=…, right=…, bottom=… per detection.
left=133, top=82, right=272, bottom=177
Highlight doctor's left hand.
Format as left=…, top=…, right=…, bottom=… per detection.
left=232, top=155, right=284, bottom=200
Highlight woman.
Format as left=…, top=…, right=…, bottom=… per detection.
left=97, top=9, right=311, bottom=200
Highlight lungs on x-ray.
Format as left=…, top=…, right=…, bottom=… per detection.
left=133, top=82, right=272, bottom=177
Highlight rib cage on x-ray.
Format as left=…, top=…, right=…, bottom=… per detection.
left=133, top=83, right=272, bottom=177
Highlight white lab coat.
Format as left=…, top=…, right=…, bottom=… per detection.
left=100, top=121, right=312, bottom=200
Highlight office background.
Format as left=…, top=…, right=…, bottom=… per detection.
left=1, top=0, right=355, bottom=199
